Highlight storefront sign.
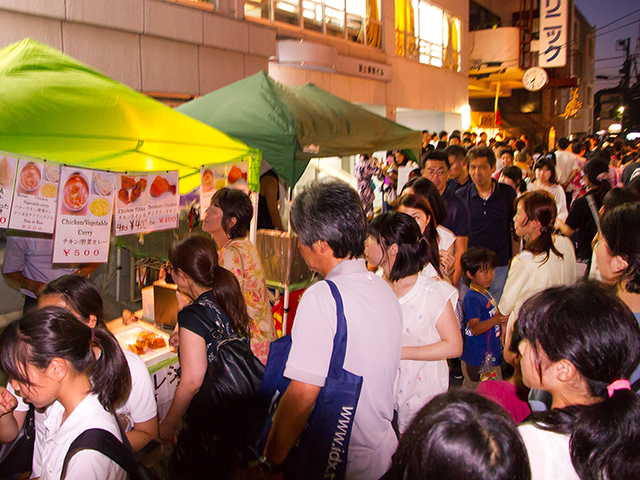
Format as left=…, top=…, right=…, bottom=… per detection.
left=0, top=155, right=17, bottom=228
left=336, top=56, right=392, bottom=82
left=53, top=166, right=114, bottom=263
left=9, top=159, right=59, bottom=233
left=199, top=163, right=249, bottom=217
left=539, top=0, right=568, bottom=68
left=115, top=172, right=179, bottom=236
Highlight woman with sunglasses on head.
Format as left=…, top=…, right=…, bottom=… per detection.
left=516, top=282, right=640, bottom=480
left=202, top=187, right=276, bottom=364
left=159, top=236, right=252, bottom=479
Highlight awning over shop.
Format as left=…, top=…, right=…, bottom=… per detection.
left=0, top=39, right=259, bottom=194
left=177, top=71, right=422, bottom=186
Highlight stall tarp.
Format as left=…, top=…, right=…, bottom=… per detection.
left=177, top=71, right=422, bottom=186
left=0, top=39, right=260, bottom=194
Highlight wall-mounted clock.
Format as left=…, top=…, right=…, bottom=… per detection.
left=522, top=67, right=549, bottom=92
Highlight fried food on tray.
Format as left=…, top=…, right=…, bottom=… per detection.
left=127, top=330, right=167, bottom=355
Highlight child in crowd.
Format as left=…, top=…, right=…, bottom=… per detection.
left=460, top=247, right=508, bottom=390
left=476, top=322, right=531, bottom=424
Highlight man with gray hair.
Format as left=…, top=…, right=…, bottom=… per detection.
left=261, top=180, right=402, bottom=479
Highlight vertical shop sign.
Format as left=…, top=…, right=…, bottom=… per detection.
left=0, top=155, right=18, bottom=228
left=9, top=159, right=60, bottom=233
left=539, top=0, right=568, bottom=68
left=53, top=167, right=115, bottom=263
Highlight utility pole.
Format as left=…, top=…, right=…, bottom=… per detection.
left=617, top=37, right=631, bottom=89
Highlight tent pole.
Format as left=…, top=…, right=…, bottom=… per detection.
left=249, top=191, right=259, bottom=245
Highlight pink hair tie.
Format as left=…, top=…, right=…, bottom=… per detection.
left=607, top=379, right=631, bottom=397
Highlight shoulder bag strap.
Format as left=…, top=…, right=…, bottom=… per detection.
left=325, top=280, right=348, bottom=372
left=632, top=377, right=640, bottom=393
left=586, top=194, right=601, bottom=231
left=61, top=428, right=139, bottom=480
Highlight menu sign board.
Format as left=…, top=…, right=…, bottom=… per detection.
left=8, top=159, right=59, bottom=233
left=115, top=172, right=179, bottom=236
left=200, top=163, right=249, bottom=217
left=53, top=166, right=115, bottom=263
left=0, top=155, right=18, bottom=228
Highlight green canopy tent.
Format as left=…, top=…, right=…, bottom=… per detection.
left=177, top=71, right=422, bottom=187
left=0, top=39, right=260, bottom=194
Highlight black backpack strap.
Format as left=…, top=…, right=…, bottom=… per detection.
left=61, top=428, right=140, bottom=480
left=632, top=377, right=640, bottom=393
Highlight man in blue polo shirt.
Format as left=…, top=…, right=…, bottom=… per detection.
left=457, top=146, right=518, bottom=301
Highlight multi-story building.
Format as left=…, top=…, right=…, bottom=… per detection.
left=0, top=0, right=470, bottom=136
left=467, top=0, right=595, bottom=145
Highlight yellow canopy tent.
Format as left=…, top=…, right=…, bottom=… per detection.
left=0, top=39, right=260, bottom=194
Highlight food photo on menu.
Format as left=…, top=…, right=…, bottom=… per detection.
left=17, top=161, right=42, bottom=196
left=0, top=156, right=15, bottom=187
left=117, top=174, right=148, bottom=206
left=61, top=171, right=90, bottom=215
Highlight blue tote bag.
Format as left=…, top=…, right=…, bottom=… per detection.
left=255, top=280, right=363, bottom=480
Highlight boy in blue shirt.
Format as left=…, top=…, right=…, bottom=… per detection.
left=460, top=247, right=508, bottom=390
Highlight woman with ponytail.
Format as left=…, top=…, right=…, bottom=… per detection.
left=597, top=202, right=640, bottom=386
left=499, top=191, right=577, bottom=357
left=1, top=275, right=158, bottom=478
left=160, top=236, right=251, bottom=479
left=0, top=306, right=131, bottom=480
left=365, top=211, right=462, bottom=434
left=516, top=282, right=640, bottom=480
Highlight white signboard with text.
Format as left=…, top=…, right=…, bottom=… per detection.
left=115, top=172, right=179, bottom=236
left=539, top=0, right=568, bottom=68
left=199, top=163, right=249, bottom=218
left=9, top=159, right=59, bottom=233
left=53, top=166, right=114, bottom=263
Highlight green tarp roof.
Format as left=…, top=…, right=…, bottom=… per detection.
left=0, top=39, right=259, bottom=194
left=177, top=71, right=422, bottom=186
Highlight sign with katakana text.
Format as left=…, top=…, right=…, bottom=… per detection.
left=0, top=155, right=17, bottom=228
left=9, top=159, right=59, bottom=233
left=53, top=166, right=114, bottom=263
left=114, top=172, right=179, bottom=236
left=539, top=0, right=568, bottom=68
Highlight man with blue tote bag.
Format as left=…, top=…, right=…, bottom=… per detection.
left=259, top=180, right=403, bottom=480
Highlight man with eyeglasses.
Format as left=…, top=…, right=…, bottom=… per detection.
left=422, top=150, right=470, bottom=288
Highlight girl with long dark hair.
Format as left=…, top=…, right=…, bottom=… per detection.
left=159, top=236, right=251, bottom=479
left=499, top=191, right=577, bottom=356
left=529, top=156, right=568, bottom=223
left=517, top=282, right=640, bottom=480
left=1, top=275, right=158, bottom=478
left=596, top=202, right=640, bottom=385
left=0, top=307, right=131, bottom=480
left=365, top=211, right=462, bottom=433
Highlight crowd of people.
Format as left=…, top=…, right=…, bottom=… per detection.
left=0, top=129, right=639, bottom=480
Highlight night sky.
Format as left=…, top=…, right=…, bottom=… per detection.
left=574, top=0, right=640, bottom=92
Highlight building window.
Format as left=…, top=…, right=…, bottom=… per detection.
left=245, top=0, right=381, bottom=47
left=396, top=0, right=460, bottom=71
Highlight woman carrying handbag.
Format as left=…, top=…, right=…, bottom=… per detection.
left=159, top=236, right=263, bottom=480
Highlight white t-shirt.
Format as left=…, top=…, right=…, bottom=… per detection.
left=2, top=235, right=77, bottom=298
left=10, top=348, right=157, bottom=477
left=285, top=259, right=403, bottom=480
left=395, top=273, right=457, bottom=433
left=554, top=150, right=579, bottom=188
left=39, top=394, right=126, bottom=480
left=422, top=226, right=457, bottom=280
left=499, top=235, right=578, bottom=336
left=518, top=424, right=580, bottom=480
left=529, top=182, right=569, bottom=222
